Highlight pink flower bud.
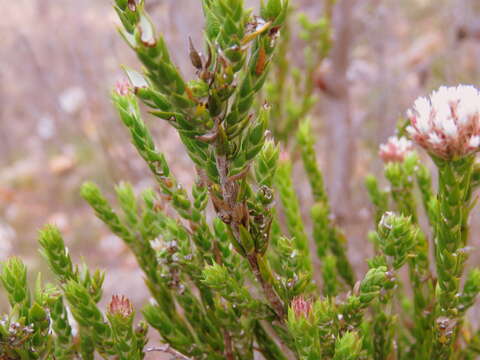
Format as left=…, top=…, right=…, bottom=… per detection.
left=115, top=79, right=132, bottom=96
left=108, top=295, right=133, bottom=317
left=406, top=85, right=480, bottom=159
left=291, top=296, right=312, bottom=318
left=379, top=136, right=413, bottom=163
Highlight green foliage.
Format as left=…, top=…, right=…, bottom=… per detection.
left=298, top=120, right=355, bottom=289
left=0, top=258, right=51, bottom=359
left=375, top=212, right=417, bottom=270
left=107, top=295, right=145, bottom=360
left=275, top=158, right=312, bottom=264
left=2, top=1, right=480, bottom=359
left=265, top=7, right=333, bottom=142
left=333, top=332, right=364, bottom=360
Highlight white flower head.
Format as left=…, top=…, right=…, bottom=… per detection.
left=379, top=136, right=414, bottom=163
left=407, top=85, right=480, bottom=159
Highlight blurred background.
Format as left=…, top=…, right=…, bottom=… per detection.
left=2, top=0, right=480, bottom=329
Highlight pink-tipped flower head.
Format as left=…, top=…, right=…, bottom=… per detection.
left=291, top=296, right=312, bottom=318
left=108, top=295, right=133, bottom=318
left=379, top=136, right=414, bottom=163
left=115, top=79, right=132, bottom=96
left=406, top=85, right=480, bottom=159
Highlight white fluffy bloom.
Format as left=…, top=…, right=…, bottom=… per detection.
left=469, top=136, right=480, bottom=148
left=407, top=85, right=480, bottom=159
left=379, top=136, right=414, bottom=163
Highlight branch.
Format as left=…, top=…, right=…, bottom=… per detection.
left=246, top=253, right=286, bottom=320
left=213, top=131, right=286, bottom=321
left=223, top=329, right=235, bottom=360
left=146, top=345, right=192, bottom=360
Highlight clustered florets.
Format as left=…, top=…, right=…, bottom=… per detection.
left=406, top=85, right=480, bottom=159
left=379, top=136, right=414, bottom=163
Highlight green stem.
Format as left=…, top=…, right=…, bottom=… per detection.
left=433, top=156, right=475, bottom=359
left=384, top=158, right=435, bottom=356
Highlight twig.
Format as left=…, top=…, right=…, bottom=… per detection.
left=223, top=329, right=235, bottom=360
left=227, top=164, right=251, bottom=182
left=213, top=131, right=285, bottom=321
left=246, top=253, right=286, bottom=320
left=146, top=345, right=192, bottom=360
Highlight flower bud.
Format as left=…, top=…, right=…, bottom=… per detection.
left=108, top=295, right=133, bottom=318
left=115, top=79, right=132, bottom=97
left=291, top=296, right=312, bottom=318
left=379, top=136, right=413, bottom=163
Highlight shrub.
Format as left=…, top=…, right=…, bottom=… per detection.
left=2, top=1, right=480, bottom=359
